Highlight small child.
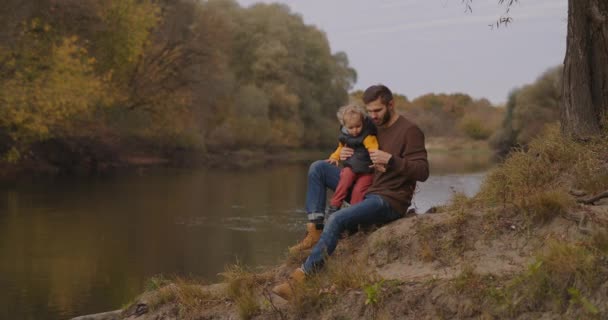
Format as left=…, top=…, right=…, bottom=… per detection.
left=326, top=105, right=379, bottom=215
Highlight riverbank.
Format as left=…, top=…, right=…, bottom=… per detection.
left=77, top=196, right=608, bottom=320
left=71, top=126, right=608, bottom=319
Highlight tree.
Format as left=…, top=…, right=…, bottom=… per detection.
left=466, top=0, right=607, bottom=139
left=0, top=20, right=106, bottom=162
left=561, top=0, right=607, bottom=139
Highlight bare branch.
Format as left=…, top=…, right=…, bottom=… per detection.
left=462, top=0, right=473, bottom=13
left=577, top=190, right=608, bottom=205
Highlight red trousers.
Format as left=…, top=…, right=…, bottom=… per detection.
left=330, top=167, right=374, bottom=208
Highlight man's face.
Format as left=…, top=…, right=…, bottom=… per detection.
left=365, top=97, right=392, bottom=127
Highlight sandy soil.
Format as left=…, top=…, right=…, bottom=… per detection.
left=83, top=199, right=608, bottom=320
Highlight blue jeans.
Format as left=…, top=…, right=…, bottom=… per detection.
left=305, top=160, right=341, bottom=221
left=302, top=194, right=402, bottom=273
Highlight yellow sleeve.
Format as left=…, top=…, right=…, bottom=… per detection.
left=329, top=142, right=344, bottom=160
left=363, top=135, right=379, bottom=150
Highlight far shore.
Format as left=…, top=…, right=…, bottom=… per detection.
left=0, top=137, right=492, bottom=182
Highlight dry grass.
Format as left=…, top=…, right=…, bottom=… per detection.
left=442, top=238, right=607, bottom=319
left=476, top=125, right=608, bottom=229
left=449, top=266, right=507, bottom=315
left=525, top=189, right=575, bottom=223
left=504, top=241, right=603, bottom=317
left=220, top=264, right=265, bottom=320
left=135, top=275, right=224, bottom=319
left=591, top=230, right=608, bottom=254
left=414, top=210, right=469, bottom=264
left=290, top=254, right=382, bottom=317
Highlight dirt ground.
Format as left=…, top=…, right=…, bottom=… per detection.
left=96, top=198, right=608, bottom=320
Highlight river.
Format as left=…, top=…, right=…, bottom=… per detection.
left=0, top=150, right=492, bottom=320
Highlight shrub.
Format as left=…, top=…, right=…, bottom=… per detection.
left=460, top=116, right=492, bottom=140
left=478, top=125, right=583, bottom=227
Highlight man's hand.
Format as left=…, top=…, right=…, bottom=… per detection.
left=369, top=149, right=392, bottom=166
left=326, top=158, right=339, bottom=166
left=339, top=146, right=354, bottom=161
left=370, top=163, right=387, bottom=172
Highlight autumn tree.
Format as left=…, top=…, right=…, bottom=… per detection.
left=0, top=0, right=357, bottom=168
left=0, top=18, right=106, bottom=162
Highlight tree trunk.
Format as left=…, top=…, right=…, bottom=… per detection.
left=561, top=0, right=608, bottom=139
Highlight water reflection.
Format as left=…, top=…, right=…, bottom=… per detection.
left=0, top=151, right=493, bottom=320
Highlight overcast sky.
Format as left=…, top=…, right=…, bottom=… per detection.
left=236, top=0, right=567, bottom=105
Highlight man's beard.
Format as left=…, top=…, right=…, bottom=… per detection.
left=378, top=108, right=392, bottom=126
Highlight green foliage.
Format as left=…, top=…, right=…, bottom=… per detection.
left=491, top=66, right=562, bottom=156
left=96, top=0, right=160, bottom=78
left=364, top=280, right=385, bottom=305
left=145, top=274, right=171, bottom=291
left=568, top=287, right=599, bottom=315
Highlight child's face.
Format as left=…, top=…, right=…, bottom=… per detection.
left=344, top=115, right=363, bottom=137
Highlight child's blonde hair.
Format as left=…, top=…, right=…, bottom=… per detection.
left=336, top=104, right=366, bottom=126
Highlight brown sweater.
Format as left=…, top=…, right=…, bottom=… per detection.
left=366, top=115, right=429, bottom=214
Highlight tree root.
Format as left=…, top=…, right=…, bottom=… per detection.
left=577, top=190, right=608, bottom=205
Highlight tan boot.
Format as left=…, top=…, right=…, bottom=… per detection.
left=288, top=223, right=322, bottom=254
left=272, top=268, right=306, bottom=300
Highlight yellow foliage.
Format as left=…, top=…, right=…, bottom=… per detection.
left=0, top=36, right=106, bottom=153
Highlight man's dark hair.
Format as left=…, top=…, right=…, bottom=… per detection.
left=362, top=84, right=393, bottom=106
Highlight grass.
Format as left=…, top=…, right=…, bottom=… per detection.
left=363, top=279, right=385, bottom=305
left=419, top=125, right=608, bottom=318
left=145, top=274, right=171, bottom=292
left=448, top=265, right=507, bottom=317
left=220, top=263, right=266, bottom=320
left=475, top=125, right=608, bottom=230
left=435, top=232, right=604, bottom=318
left=369, top=229, right=402, bottom=265
left=288, top=253, right=384, bottom=317
left=503, top=241, right=603, bottom=318
left=127, top=275, right=221, bottom=319
left=445, top=239, right=607, bottom=319
left=414, top=209, right=469, bottom=264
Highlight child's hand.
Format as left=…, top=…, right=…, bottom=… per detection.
left=326, top=158, right=339, bottom=166
left=339, top=146, right=354, bottom=160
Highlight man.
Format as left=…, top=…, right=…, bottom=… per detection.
left=273, top=84, right=429, bottom=300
